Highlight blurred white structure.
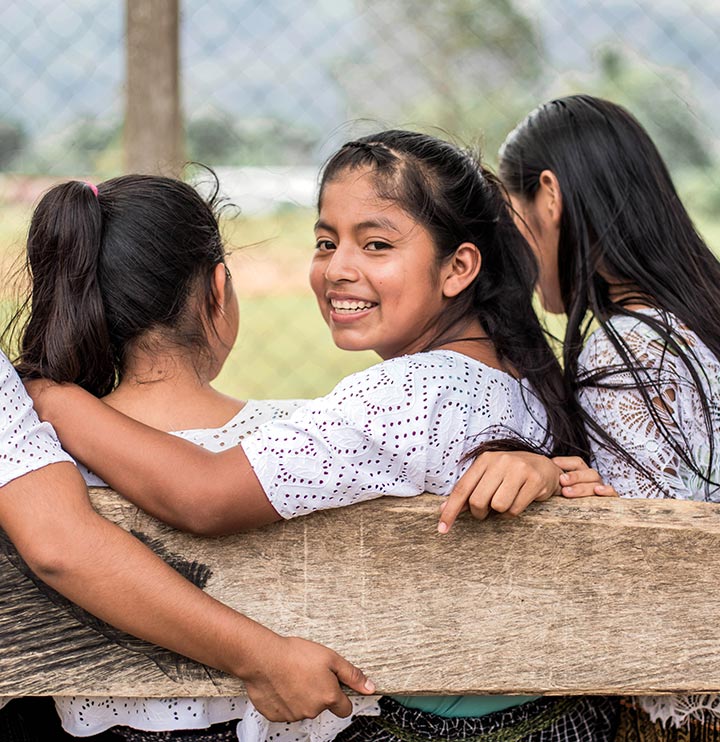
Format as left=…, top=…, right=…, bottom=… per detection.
left=201, top=166, right=318, bottom=214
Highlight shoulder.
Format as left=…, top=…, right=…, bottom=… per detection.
left=579, top=312, right=720, bottom=408
left=172, top=399, right=308, bottom=449
left=0, top=351, right=74, bottom=486
left=0, top=352, right=32, bottom=425
left=322, top=350, right=526, bottom=412
left=580, top=312, right=707, bottom=373
left=332, top=350, right=521, bottom=391
left=580, top=315, right=650, bottom=366
left=0, top=350, right=19, bottom=390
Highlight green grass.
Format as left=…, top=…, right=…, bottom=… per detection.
left=217, top=293, right=378, bottom=399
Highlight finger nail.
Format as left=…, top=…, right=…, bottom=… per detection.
left=437, top=521, right=448, bottom=534
left=596, top=485, right=606, bottom=493
left=364, top=679, right=376, bottom=693
left=559, top=473, right=569, bottom=483
left=564, top=486, right=574, bottom=494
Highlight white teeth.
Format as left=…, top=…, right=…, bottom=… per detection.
left=331, top=299, right=376, bottom=313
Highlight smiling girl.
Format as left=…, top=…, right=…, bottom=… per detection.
left=29, top=131, right=615, bottom=740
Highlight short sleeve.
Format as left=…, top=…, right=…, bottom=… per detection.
left=578, top=318, right=720, bottom=501
left=0, top=352, right=74, bottom=488
left=242, top=355, right=486, bottom=519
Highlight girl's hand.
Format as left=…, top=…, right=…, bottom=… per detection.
left=244, top=635, right=376, bottom=721
left=438, top=451, right=562, bottom=533
left=552, top=456, right=620, bottom=498
left=23, top=378, right=66, bottom=421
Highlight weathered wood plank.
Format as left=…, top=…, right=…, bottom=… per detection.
left=1, top=493, right=719, bottom=697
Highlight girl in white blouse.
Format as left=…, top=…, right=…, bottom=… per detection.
left=26, top=132, right=617, bottom=740
left=451, top=95, right=720, bottom=741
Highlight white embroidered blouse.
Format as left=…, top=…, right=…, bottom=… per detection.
left=578, top=311, right=720, bottom=726
left=0, top=350, right=73, bottom=488
left=244, top=350, right=551, bottom=518
left=579, top=311, right=720, bottom=501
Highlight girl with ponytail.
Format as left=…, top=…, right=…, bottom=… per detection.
left=6, top=175, right=377, bottom=742
left=27, top=132, right=614, bottom=740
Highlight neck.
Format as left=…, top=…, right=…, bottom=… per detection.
left=428, top=319, right=515, bottom=375
left=103, top=348, right=244, bottom=432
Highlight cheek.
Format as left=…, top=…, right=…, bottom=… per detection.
left=308, top=259, right=329, bottom=314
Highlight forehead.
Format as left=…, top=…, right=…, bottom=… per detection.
left=318, top=166, right=409, bottom=226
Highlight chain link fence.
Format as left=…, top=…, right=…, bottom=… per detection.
left=1, top=0, right=719, bottom=399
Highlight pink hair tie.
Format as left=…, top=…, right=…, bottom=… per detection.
left=84, top=181, right=99, bottom=198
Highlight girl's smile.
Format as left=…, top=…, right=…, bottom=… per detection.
left=310, top=167, right=448, bottom=360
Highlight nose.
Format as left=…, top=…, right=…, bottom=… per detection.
left=323, top=243, right=360, bottom=283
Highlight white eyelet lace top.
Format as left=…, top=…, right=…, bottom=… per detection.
left=243, top=350, right=551, bottom=518
left=578, top=311, right=720, bottom=726
left=0, top=351, right=74, bottom=713
left=0, top=351, right=73, bottom=488
left=57, top=399, right=381, bottom=741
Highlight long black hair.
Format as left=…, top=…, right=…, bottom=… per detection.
left=499, top=94, right=720, bottom=496
left=6, top=172, right=227, bottom=397
left=320, top=129, right=588, bottom=458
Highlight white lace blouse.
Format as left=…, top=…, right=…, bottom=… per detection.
left=578, top=311, right=720, bottom=501
left=244, top=350, right=551, bottom=518
left=0, top=350, right=73, bottom=488
left=578, top=312, right=720, bottom=727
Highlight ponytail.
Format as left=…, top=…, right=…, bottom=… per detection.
left=15, top=181, right=116, bottom=396
left=5, top=172, right=227, bottom=397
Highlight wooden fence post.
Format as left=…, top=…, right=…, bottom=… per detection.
left=125, top=0, right=182, bottom=175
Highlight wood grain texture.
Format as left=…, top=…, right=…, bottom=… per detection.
left=1, top=492, right=719, bottom=697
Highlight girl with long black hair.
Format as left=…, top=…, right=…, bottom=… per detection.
left=444, top=94, right=720, bottom=740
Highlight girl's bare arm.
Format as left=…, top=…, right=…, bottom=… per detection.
left=0, top=461, right=374, bottom=721
left=27, top=381, right=278, bottom=536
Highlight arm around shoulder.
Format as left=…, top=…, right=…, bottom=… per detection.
left=25, top=380, right=280, bottom=535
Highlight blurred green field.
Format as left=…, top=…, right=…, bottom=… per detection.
left=2, top=196, right=719, bottom=401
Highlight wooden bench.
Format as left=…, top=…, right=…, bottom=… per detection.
left=1, top=492, right=719, bottom=697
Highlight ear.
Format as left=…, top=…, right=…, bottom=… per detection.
left=441, top=242, right=482, bottom=298
left=537, top=170, right=562, bottom=227
left=210, top=262, right=229, bottom=317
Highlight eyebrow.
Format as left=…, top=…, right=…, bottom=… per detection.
left=314, top=217, right=401, bottom=233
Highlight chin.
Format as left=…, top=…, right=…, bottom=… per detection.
left=330, top=333, right=373, bottom=353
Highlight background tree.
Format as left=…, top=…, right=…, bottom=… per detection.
left=330, top=0, right=544, bottom=155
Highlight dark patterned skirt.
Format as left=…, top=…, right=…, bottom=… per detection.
left=616, top=699, right=720, bottom=742
left=111, top=719, right=238, bottom=742
left=334, top=695, right=619, bottom=742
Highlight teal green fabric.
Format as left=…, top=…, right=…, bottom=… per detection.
left=391, top=694, right=540, bottom=718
